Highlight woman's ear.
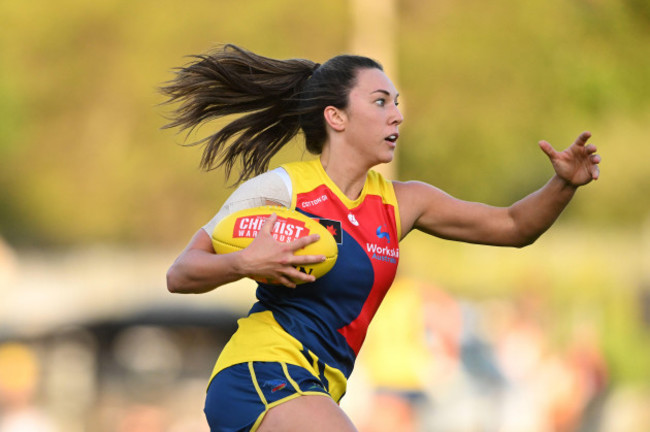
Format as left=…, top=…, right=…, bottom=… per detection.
left=323, top=106, right=346, bottom=132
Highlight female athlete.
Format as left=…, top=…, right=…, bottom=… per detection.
left=162, top=44, right=601, bottom=432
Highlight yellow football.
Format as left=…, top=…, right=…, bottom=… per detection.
left=211, top=206, right=338, bottom=284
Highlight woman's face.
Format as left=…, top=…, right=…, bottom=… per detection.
left=342, top=68, right=403, bottom=165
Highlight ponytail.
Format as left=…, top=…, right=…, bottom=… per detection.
left=161, top=44, right=382, bottom=184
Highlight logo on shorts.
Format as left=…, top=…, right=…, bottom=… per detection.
left=264, top=379, right=287, bottom=393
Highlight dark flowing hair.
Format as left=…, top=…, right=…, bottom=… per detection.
left=160, top=44, right=382, bottom=184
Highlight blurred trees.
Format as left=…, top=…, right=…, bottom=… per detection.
left=0, top=0, right=350, bottom=246
left=398, top=0, right=650, bottom=221
left=1, top=0, right=649, bottom=246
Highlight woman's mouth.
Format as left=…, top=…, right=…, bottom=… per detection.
left=385, top=133, right=399, bottom=145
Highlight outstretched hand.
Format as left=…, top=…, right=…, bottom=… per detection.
left=239, top=212, right=325, bottom=288
left=538, top=131, right=601, bottom=187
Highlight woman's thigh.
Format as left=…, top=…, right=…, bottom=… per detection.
left=205, top=361, right=350, bottom=432
left=258, top=394, right=357, bottom=432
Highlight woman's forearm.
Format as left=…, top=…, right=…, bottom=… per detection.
left=166, top=229, right=247, bottom=294
left=166, top=248, right=246, bottom=294
left=508, top=174, right=577, bottom=246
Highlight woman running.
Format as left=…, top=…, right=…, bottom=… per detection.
left=162, top=44, right=601, bottom=432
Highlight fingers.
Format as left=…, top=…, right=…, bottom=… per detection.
left=252, top=214, right=326, bottom=287
left=585, top=144, right=598, bottom=155
left=575, top=131, right=601, bottom=182
left=574, top=131, right=592, bottom=147
left=584, top=138, right=601, bottom=180
left=538, top=140, right=556, bottom=159
left=291, top=253, right=327, bottom=265
left=288, top=233, right=321, bottom=251
left=287, top=268, right=317, bottom=285
left=590, top=151, right=601, bottom=180
left=261, top=212, right=278, bottom=234
left=540, top=132, right=599, bottom=159
left=275, top=275, right=298, bottom=289
left=255, top=266, right=317, bottom=289
left=590, top=152, right=602, bottom=164
left=260, top=228, right=325, bottom=265
left=592, top=164, right=600, bottom=181
left=261, top=215, right=321, bottom=251
left=269, top=264, right=319, bottom=288
left=538, top=131, right=602, bottom=187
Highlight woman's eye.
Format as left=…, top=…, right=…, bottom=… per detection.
left=375, top=99, right=385, bottom=106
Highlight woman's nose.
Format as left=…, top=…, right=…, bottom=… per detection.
left=391, top=105, right=404, bottom=125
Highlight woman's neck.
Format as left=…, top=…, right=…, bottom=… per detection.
left=319, top=150, right=369, bottom=201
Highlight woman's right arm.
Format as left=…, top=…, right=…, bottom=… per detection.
left=166, top=229, right=246, bottom=294
left=166, top=213, right=325, bottom=293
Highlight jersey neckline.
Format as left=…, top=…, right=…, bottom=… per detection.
left=312, top=158, right=370, bottom=210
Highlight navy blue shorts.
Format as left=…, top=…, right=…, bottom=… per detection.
left=204, top=361, right=331, bottom=432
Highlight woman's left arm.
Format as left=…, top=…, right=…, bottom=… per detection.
left=395, top=131, right=601, bottom=247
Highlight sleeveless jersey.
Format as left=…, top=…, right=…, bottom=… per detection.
left=209, top=159, right=401, bottom=400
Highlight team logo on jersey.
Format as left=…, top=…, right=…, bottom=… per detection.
left=366, top=242, right=399, bottom=264
left=347, top=213, right=359, bottom=226
left=318, top=219, right=342, bottom=244
left=376, top=225, right=390, bottom=243
left=300, top=194, right=328, bottom=209
left=368, top=225, right=397, bottom=263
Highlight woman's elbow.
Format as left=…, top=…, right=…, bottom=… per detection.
left=505, top=219, right=543, bottom=248
left=166, top=265, right=186, bottom=293
left=511, top=233, right=540, bottom=248
left=513, top=240, right=533, bottom=249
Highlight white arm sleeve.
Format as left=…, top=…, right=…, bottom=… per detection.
left=202, top=167, right=292, bottom=235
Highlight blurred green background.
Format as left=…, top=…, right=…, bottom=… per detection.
left=1, top=0, right=649, bottom=430
left=2, top=0, right=649, bottom=246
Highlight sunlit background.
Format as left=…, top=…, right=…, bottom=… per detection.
left=1, top=1, right=649, bottom=431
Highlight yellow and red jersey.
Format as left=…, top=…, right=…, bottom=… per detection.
left=210, top=159, right=401, bottom=401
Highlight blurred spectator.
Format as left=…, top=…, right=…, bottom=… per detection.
left=358, top=277, right=444, bottom=432
left=564, top=322, right=609, bottom=432
left=0, top=342, right=57, bottom=432
left=116, top=404, right=166, bottom=432
left=0, top=237, right=16, bottom=289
